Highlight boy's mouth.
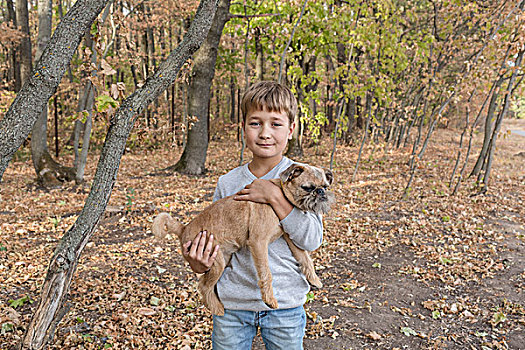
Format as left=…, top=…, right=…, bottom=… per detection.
left=257, top=143, right=274, bottom=147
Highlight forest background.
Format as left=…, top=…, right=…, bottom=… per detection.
left=0, top=0, right=524, bottom=349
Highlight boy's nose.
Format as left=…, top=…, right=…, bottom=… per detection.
left=259, top=126, right=271, bottom=138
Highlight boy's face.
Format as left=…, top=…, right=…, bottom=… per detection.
left=243, top=108, right=295, bottom=162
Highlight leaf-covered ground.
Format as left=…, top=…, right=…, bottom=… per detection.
left=1, top=121, right=524, bottom=349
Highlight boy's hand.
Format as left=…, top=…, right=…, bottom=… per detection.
left=234, top=179, right=278, bottom=204
left=234, top=179, right=293, bottom=220
left=182, top=231, right=219, bottom=274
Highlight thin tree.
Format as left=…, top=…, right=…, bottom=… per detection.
left=6, top=0, right=21, bottom=91
left=73, top=1, right=115, bottom=184
left=452, top=82, right=497, bottom=195
left=352, top=94, right=373, bottom=182
left=16, top=0, right=32, bottom=85
left=31, top=0, right=77, bottom=186
left=329, top=98, right=345, bottom=170
left=480, top=48, right=524, bottom=192
left=449, top=88, right=476, bottom=188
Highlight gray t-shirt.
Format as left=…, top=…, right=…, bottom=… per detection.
left=213, top=156, right=323, bottom=311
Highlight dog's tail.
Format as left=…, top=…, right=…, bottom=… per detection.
left=152, top=212, right=183, bottom=239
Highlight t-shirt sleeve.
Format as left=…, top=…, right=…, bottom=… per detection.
left=212, top=177, right=224, bottom=202
left=279, top=207, right=323, bottom=251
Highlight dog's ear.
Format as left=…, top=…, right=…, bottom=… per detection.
left=280, top=164, right=305, bottom=183
left=324, top=169, right=334, bottom=186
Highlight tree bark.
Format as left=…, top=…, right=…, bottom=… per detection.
left=16, top=0, right=32, bottom=85
left=254, top=26, right=264, bottom=81
left=0, top=0, right=112, bottom=182
left=6, top=0, right=21, bottom=91
left=171, top=0, right=231, bottom=175
left=19, top=1, right=219, bottom=348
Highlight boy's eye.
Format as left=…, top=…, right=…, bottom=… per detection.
left=301, top=185, right=315, bottom=192
left=272, top=123, right=282, bottom=127
left=249, top=122, right=260, bottom=126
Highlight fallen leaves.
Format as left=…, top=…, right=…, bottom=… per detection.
left=0, top=127, right=523, bottom=349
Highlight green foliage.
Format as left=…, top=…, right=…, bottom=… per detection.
left=125, top=188, right=135, bottom=212
left=95, top=95, right=118, bottom=113
left=1, top=323, right=14, bottom=335
left=511, top=96, right=525, bottom=119
left=8, top=295, right=33, bottom=309
left=400, top=326, right=418, bottom=336
left=306, top=291, right=315, bottom=303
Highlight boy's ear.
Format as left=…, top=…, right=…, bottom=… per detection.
left=288, top=122, right=296, bottom=140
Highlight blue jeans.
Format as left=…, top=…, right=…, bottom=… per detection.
left=212, top=306, right=306, bottom=350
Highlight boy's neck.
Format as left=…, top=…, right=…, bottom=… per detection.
left=248, top=155, right=284, bottom=178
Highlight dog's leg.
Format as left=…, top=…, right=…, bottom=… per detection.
left=198, top=249, right=226, bottom=316
left=282, top=233, right=323, bottom=288
left=248, top=240, right=278, bottom=309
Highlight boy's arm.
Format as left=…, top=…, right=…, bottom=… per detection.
left=183, top=178, right=223, bottom=274
left=234, top=179, right=323, bottom=251
left=279, top=208, right=323, bottom=251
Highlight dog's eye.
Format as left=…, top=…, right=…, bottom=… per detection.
left=301, top=185, right=315, bottom=192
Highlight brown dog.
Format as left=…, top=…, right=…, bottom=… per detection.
left=152, top=164, right=334, bottom=315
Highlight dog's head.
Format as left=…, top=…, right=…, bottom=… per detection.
left=279, top=164, right=335, bottom=215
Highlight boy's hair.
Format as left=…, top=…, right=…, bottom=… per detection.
left=241, top=81, right=298, bottom=125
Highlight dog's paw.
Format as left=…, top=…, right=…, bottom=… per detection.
left=210, top=307, right=224, bottom=316
left=210, top=303, right=225, bottom=316
left=309, top=276, right=323, bottom=289
left=264, top=298, right=278, bottom=309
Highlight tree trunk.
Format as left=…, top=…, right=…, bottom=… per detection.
left=470, top=74, right=505, bottom=177
left=0, top=0, right=112, bottom=182
left=230, top=75, right=235, bottom=123
left=453, top=82, right=496, bottom=195
left=171, top=0, right=231, bottom=175
left=73, top=2, right=114, bottom=183
left=286, top=79, right=304, bottom=157
left=481, top=48, right=524, bottom=190
left=16, top=0, right=32, bottom=85
left=330, top=99, right=345, bottom=170
left=19, top=1, right=218, bottom=348
left=255, top=26, right=264, bottom=81
left=352, top=94, right=373, bottom=182
left=6, top=0, right=21, bottom=91
left=31, top=0, right=77, bottom=186
left=74, top=81, right=95, bottom=183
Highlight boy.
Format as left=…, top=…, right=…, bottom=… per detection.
left=182, top=81, right=323, bottom=349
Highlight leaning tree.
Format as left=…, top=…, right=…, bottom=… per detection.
left=0, top=0, right=220, bottom=348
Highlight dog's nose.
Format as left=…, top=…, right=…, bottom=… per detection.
left=315, top=188, right=325, bottom=196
